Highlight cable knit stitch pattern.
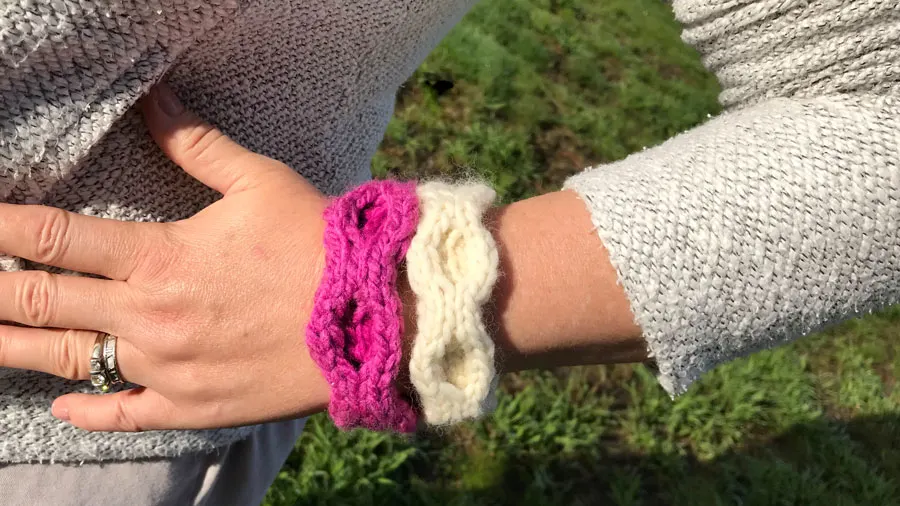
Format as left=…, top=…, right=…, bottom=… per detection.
left=306, top=181, right=419, bottom=433
left=407, top=182, right=499, bottom=425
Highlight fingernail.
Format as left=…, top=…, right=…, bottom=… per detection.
left=155, top=83, right=184, bottom=117
left=51, top=401, right=70, bottom=421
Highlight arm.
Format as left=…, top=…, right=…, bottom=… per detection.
left=397, top=190, right=647, bottom=386
left=483, top=191, right=646, bottom=372
left=2, top=0, right=898, bottom=428
left=484, top=92, right=900, bottom=397
left=0, top=80, right=894, bottom=432
left=488, top=0, right=900, bottom=396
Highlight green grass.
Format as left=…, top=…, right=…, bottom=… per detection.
left=264, top=1, right=900, bottom=504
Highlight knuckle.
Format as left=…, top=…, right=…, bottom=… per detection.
left=54, top=330, right=84, bottom=380
left=140, top=278, right=189, bottom=316
left=132, top=225, right=181, bottom=282
left=180, top=124, right=228, bottom=165
left=113, top=398, right=143, bottom=432
left=15, top=271, right=56, bottom=326
left=33, top=208, right=71, bottom=265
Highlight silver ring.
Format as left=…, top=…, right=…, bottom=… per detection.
left=90, top=334, right=110, bottom=392
left=101, top=333, right=124, bottom=386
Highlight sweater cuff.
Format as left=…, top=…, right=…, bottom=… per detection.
left=563, top=94, right=900, bottom=396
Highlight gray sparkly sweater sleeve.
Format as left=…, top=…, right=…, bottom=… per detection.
left=564, top=0, right=900, bottom=396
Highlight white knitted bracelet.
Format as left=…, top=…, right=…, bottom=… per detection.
left=407, top=181, right=500, bottom=425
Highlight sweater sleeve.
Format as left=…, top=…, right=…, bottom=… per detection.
left=564, top=0, right=900, bottom=396
left=565, top=93, right=900, bottom=396
left=0, top=1, right=239, bottom=175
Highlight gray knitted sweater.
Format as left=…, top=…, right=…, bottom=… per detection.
left=0, top=0, right=898, bottom=463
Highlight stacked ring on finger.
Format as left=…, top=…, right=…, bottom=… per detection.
left=90, top=333, right=124, bottom=392
left=89, top=335, right=110, bottom=392
left=103, top=333, right=123, bottom=385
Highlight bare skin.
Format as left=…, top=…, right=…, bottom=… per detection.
left=0, top=83, right=644, bottom=432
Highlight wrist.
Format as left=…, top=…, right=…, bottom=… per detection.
left=392, top=187, right=646, bottom=423
left=303, top=181, right=419, bottom=432
left=296, top=209, right=332, bottom=415
left=486, top=191, right=646, bottom=373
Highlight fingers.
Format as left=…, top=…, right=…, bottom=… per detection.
left=0, top=326, right=146, bottom=382
left=0, top=271, right=132, bottom=333
left=0, top=204, right=157, bottom=280
left=141, top=83, right=293, bottom=196
left=52, top=388, right=176, bottom=432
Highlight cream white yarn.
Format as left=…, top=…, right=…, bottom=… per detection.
left=407, top=182, right=500, bottom=425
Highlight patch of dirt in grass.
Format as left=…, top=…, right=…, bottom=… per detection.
left=544, top=38, right=565, bottom=75
left=499, top=372, right=530, bottom=394
left=532, top=123, right=597, bottom=192
left=602, top=56, right=626, bottom=82
left=655, top=60, right=685, bottom=80
left=379, top=77, right=480, bottom=181
left=394, top=80, right=420, bottom=110
left=437, top=81, right=477, bottom=125
left=877, top=362, right=896, bottom=397
left=800, top=340, right=854, bottom=421
left=408, top=423, right=483, bottom=490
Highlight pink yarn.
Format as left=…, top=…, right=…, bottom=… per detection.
left=306, top=180, right=419, bottom=432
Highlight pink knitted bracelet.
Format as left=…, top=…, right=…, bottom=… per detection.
left=305, top=180, right=419, bottom=433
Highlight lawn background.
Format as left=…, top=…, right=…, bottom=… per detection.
left=265, top=1, right=900, bottom=504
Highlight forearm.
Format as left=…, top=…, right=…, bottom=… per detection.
left=399, top=189, right=646, bottom=384
left=419, top=92, right=899, bottom=398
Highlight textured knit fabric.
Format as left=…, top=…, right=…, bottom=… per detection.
left=306, top=180, right=419, bottom=433
left=565, top=0, right=900, bottom=395
left=407, top=182, right=499, bottom=425
left=0, top=0, right=476, bottom=463
left=0, top=0, right=897, bottom=463
left=0, top=418, right=307, bottom=506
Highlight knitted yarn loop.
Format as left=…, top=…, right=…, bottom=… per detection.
left=407, top=182, right=500, bottom=425
left=306, top=181, right=419, bottom=433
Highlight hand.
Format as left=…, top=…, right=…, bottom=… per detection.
left=0, top=83, right=332, bottom=431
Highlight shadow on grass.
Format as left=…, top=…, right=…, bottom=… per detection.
left=291, top=413, right=900, bottom=506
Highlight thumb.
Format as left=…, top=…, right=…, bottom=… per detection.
left=51, top=388, right=177, bottom=432
left=141, top=82, right=290, bottom=195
